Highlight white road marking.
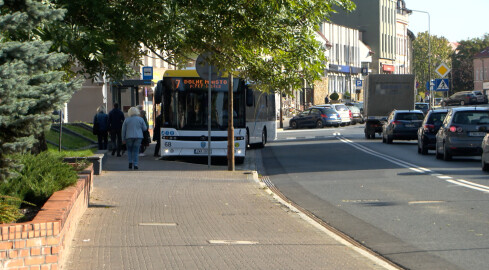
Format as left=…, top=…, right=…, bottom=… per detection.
left=139, top=223, right=178, bottom=226
left=408, top=201, right=445, bottom=205
left=336, top=135, right=489, bottom=195
left=208, top=240, right=258, bottom=245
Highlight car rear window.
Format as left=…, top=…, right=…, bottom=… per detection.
left=334, top=105, right=348, bottom=111
left=320, top=108, right=336, bottom=114
left=452, top=111, right=489, bottom=125
left=427, top=112, right=447, bottom=124
left=415, top=104, right=428, bottom=110
left=395, top=113, right=424, bottom=121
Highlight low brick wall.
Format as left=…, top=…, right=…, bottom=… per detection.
left=0, top=164, right=94, bottom=269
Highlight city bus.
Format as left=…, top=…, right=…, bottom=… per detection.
left=154, top=69, right=276, bottom=163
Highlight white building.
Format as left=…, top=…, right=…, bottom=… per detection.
left=318, top=22, right=373, bottom=101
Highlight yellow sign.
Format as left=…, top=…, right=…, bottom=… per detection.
left=435, top=63, right=450, bottom=78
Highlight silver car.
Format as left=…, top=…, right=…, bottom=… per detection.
left=482, top=133, right=489, bottom=171
left=435, top=107, right=489, bottom=161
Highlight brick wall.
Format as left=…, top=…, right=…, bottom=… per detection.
left=0, top=165, right=93, bottom=269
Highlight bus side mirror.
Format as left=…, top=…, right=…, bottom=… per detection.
left=154, top=80, right=164, bottom=104
left=246, top=87, right=253, bottom=107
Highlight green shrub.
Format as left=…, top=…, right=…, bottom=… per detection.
left=0, top=195, right=24, bottom=224
left=330, top=92, right=339, bottom=101
left=0, top=152, right=78, bottom=207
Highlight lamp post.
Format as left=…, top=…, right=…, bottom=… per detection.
left=408, top=9, right=431, bottom=108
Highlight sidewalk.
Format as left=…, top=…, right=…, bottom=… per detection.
left=64, top=143, right=395, bottom=270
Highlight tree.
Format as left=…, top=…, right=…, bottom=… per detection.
left=452, top=34, right=489, bottom=91
left=50, top=0, right=355, bottom=94
left=0, top=0, right=82, bottom=181
left=413, top=31, right=452, bottom=94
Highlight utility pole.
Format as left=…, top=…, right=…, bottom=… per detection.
left=227, top=73, right=234, bottom=171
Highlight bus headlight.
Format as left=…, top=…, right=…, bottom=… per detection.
left=236, top=149, right=242, bottom=154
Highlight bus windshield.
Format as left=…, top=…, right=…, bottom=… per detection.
left=162, top=77, right=246, bottom=130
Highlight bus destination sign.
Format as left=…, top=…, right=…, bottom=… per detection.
left=172, top=78, right=229, bottom=91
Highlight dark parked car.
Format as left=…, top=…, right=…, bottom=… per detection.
left=415, top=102, right=429, bottom=115
left=417, top=109, right=449, bottom=154
left=472, top=90, right=488, bottom=104
left=382, top=110, right=425, bottom=144
left=289, top=107, right=341, bottom=129
left=435, top=107, right=489, bottom=161
left=441, top=91, right=477, bottom=106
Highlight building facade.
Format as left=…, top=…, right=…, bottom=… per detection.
left=329, top=0, right=412, bottom=75
left=316, top=22, right=372, bottom=102
left=66, top=46, right=175, bottom=125
left=474, top=47, right=489, bottom=94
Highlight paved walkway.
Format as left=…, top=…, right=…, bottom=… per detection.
left=65, top=143, right=394, bottom=270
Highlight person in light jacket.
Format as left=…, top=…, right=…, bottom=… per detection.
left=122, top=107, right=148, bottom=170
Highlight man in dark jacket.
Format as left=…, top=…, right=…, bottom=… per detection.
left=93, top=106, right=109, bottom=150
left=108, top=103, right=125, bottom=156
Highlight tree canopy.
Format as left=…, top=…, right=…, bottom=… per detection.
left=412, top=31, right=452, bottom=93
left=452, top=34, right=489, bottom=91
left=50, top=0, right=355, bottom=93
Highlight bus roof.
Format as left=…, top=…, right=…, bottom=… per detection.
left=163, top=69, right=200, bottom=78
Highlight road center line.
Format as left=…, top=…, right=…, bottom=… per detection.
left=336, top=135, right=489, bottom=194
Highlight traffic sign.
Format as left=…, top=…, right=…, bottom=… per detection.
left=435, top=63, right=451, bottom=78
left=355, top=79, right=363, bottom=89
left=142, top=66, right=153, bottom=80
left=426, top=80, right=435, bottom=91
left=435, top=78, right=449, bottom=91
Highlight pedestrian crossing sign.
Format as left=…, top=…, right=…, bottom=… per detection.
left=435, top=78, right=449, bottom=91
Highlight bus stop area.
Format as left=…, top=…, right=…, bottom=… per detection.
left=64, top=142, right=394, bottom=270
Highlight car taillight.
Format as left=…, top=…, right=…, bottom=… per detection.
left=424, top=124, right=435, bottom=132
left=349, top=110, right=352, bottom=118
left=392, top=120, right=401, bottom=125
left=337, top=114, right=341, bottom=118
left=449, top=125, right=463, bottom=133
left=321, top=114, right=328, bottom=118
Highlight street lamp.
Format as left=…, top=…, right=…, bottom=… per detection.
left=407, top=8, right=432, bottom=108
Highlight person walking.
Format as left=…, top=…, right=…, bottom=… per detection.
left=93, top=106, right=109, bottom=150
left=122, top=107, right=148, bottom=170
left=153, top=113, right=162, bottom=157
left=108, top=103, right=125, bottom=156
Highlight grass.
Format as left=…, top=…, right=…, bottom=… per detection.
left=63, top=124, right=97, bottom=141
left=46, top=129, right=92, bottom=149
left=47, top=145, right=96, bottom=157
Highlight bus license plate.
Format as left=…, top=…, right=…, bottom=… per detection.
left=194, top=149, right=211, bottom=154
left=469, top=132, right=485, bottom=137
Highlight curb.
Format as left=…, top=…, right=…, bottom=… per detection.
left=250, top=171, right=402, bottom=270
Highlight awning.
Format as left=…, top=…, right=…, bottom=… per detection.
left=382, top=65, right=395, bottom=72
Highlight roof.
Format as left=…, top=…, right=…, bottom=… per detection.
left=449, top=106, right=489, bottom=112
left=474, top=47, right=489, bottom=58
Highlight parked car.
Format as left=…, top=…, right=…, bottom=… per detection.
left=481, top=133, right=489, bottom=171
left=434, top=98, right=443, bottom=106
left=316, top=103, right=351, bottom=126
left=435, top=107, right=489, bottom=161
left=289, top=107, right=341, bottom=129
left=330, top=104, right=351, bottom=126
left=415, top=102, right=429, bottom=115
left=441, top=91, right=477, bottom=106
left=417, top=109, right=449, bottom=155
left=347, top=105, right=364, bottom=124
left=472, top=90, right=488, bottom=104
left=382, top=110, right=425, bottom=144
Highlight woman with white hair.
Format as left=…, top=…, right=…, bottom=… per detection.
left=122, top=107, right=148, bottom=170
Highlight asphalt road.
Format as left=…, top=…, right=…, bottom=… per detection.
left=259, top=124, right=489, bottom=270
